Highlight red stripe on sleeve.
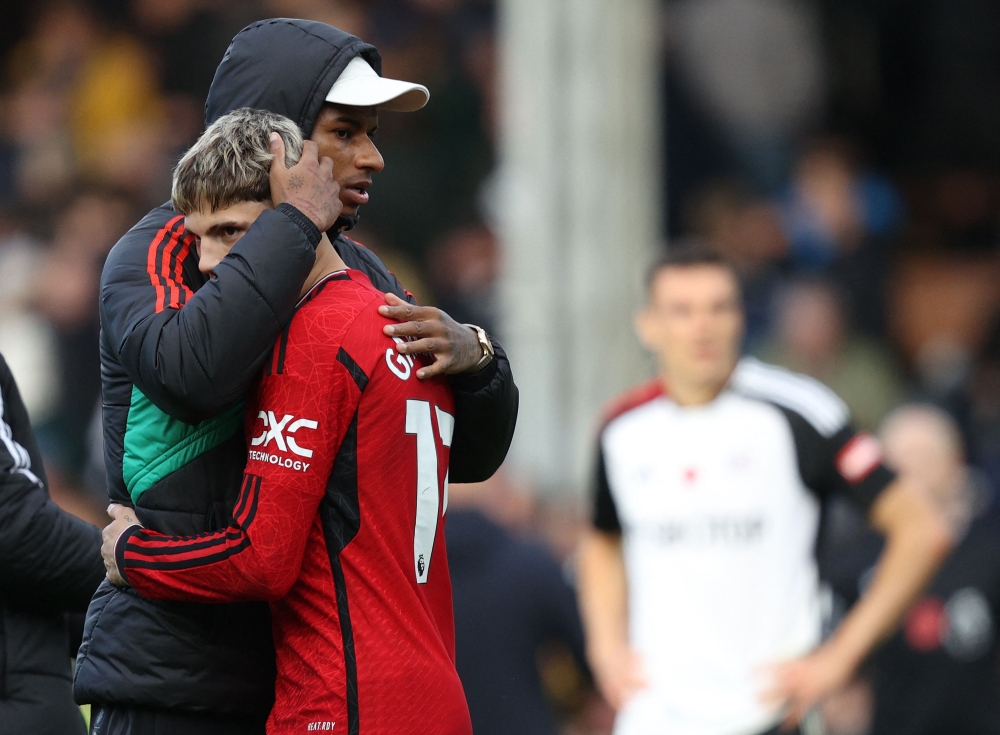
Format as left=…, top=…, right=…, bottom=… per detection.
left=126, top=530, right=238, bottom=553
left=172, top=233, right=196, bottom=307
left=123, top=475, right=261, bottom=569
left=159, top=224, right=183, bottom=310
left=146, top=215, right=183, bottom=313
left=125, top=538, right=245, bottom=566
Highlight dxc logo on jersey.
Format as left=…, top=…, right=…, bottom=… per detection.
left=386, top=336, right=415, bottom=380
left=250, top=411, right=318, bottom=457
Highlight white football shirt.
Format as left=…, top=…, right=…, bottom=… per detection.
left=592, top=358, right=893, bottom=735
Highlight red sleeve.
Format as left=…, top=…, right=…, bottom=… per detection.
left=117, top=330, right=362, bottom=603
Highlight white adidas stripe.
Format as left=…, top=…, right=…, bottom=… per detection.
left=731, top=357, right=849, bottom=437
left=0, top=389, right=42, bottom=487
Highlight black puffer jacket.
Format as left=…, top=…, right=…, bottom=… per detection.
left=0, top=354, right=104, bottom=735
left=74, top=18, right=517, bottom=719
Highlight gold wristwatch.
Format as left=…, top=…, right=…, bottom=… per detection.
left=465, top=324, right=495, bottom=371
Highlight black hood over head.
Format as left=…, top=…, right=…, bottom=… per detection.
left=206, top=18, right=382, bottom=231
left=206, top=18, right=380, bottom=135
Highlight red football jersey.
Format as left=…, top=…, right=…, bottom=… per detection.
left=117, top=270, right=471, bottom=735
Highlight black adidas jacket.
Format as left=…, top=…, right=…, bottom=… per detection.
left=74, top=18, right=518, bottom=718
left=0, top=354, right=104, bottom=735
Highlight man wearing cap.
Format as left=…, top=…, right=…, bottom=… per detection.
left=73, top=19, right=517, bottom=735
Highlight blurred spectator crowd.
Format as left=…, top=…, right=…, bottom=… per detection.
left=3, top=0, right=1000, bottom=733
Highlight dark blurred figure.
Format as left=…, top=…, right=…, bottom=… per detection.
left=1, top=2, right=98, bottom=205
left=446, top=477, right=588, bottom=735
left=362, top=0, right=495, bottom=259
left=0, top=351, right=104, bottom=735
left=426, top=222, right=498, bottom=335
left=869, top=405, right=1000, bottom=735
left=970, top=314, right=1000, bottom=498
left=887, top=249, right=1000, bottom=440
left=32, top=190, right=130, bottom=484
left=0, top=205, right=52, bottom=419
left=776, top=137, right=903, bottom=337
left=131, top=0, right=233, bottom=150
left=131, top=0, right=229, bottom=101
left=879, top=0, right=1000, bottom=172
left=758, top=279, right=906, bottom=431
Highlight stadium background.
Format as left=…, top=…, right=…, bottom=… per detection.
left=0, top=1, right=998, bottom=733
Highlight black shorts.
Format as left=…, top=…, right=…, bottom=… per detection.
left=89, top=705, right=266, bottom=735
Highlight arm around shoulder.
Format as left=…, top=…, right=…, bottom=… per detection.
left=106, top=206, right=318, bottom=422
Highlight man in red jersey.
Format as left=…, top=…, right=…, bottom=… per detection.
left=100, top=108, right=472, bottom=735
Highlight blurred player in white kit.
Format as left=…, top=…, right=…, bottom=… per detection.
left=578, top=247, right=951, bottom=735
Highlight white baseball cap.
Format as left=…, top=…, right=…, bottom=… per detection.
left=325, top=56, right=430, bottom=112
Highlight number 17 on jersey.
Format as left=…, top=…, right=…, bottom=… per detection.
left=405, top=399, right=454, bottom=584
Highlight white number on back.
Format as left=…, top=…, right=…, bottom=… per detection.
left=405, top=400, right=454, bottom=584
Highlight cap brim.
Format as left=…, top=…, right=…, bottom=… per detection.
left=325, top=76, right=429, bottom=112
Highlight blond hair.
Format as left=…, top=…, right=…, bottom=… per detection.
left=172, top=108, right=303, bottom=214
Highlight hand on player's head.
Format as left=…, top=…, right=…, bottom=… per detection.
left=269, top=133, right=342, bottom=231
left=174, top=108, right=342, bottom=239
